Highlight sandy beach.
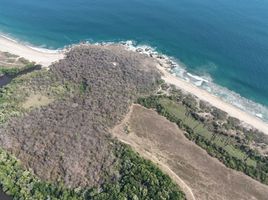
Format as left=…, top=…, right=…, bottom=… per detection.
left=0, top=35, right=64, bottom=67
left=1, top=35, right=268, bottom=135
left=156, top=64, right=268, bottom=135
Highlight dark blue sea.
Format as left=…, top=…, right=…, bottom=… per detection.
left=0, top=0, right=268, bottom=120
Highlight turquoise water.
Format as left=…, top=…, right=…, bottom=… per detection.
left=0, top=0, right=268, bottom=117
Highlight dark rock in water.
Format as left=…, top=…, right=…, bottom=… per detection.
left=166, top=60, right=173, bottom=65
left=145, top=48, right=150, bottom=52
left=170, top=64, right=177, bottom=69
left=136, top=48, right=143, bottom=53
left=157, top=55, right=165, bottom=59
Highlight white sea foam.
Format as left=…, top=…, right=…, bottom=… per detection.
left=204, top=81, right=268, bottom=121
left=0, top=34, right=18, bottom=43
left=26, top=45, right=62, bottom=54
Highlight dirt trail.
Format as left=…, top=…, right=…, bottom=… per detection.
left=119, top=138, right=196, bottom=200
left=112, top=104, right=268, bottom=200
left=112, top=105, right=196, bottom=200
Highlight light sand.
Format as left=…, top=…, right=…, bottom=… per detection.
left=0, top=35, right=64, bottom=67
left=156, top=64, right=268, bottom=135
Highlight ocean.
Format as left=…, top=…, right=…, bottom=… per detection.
left=0, top=0, right=268, bottom=121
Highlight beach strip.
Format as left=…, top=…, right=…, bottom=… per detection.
left=0, top=35, right=64, bottom=67
left=156, top=64, right=268, bottom=135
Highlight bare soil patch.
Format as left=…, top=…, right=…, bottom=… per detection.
left=22, top=94, right=53, bottom=109
left=112, top=104, right=268, bottom=200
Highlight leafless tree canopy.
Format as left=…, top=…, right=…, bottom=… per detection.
left=0, top=45, right=161, bottom=188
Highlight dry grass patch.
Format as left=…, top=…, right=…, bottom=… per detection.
left=112, top=104, right=268, bottom=200
left=22, top=94, right=53, bottom=109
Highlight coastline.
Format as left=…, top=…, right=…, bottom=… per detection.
left=122, top=42, right=268, bottom=135
left=1, top=36, right=268, bottom=135
left=156, top=63, right=268, bottom=135
left=0, top=35, right=64, bottom=67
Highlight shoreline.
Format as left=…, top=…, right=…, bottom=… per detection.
left=0, top=35, right=64, bottom=67
left=122, top=42, right=268, bottom=134
left=1, top=35, right=268, bottom=134
left=156, top=63, right=268, bottom=134
left=123, top=42, right=268, bottom=123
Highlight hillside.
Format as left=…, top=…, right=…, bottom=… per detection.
left=1, top=43, right=268, bottom=200
left=0, top=45, right=185, bottom=199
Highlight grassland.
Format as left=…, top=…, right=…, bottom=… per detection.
left=0, top=69, right=79, bottom=124
left=112, top=104, right=268, bottom=200
left=138, top=95, right=268, bottom=185
left=159, top=98, right=257, bottom=167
